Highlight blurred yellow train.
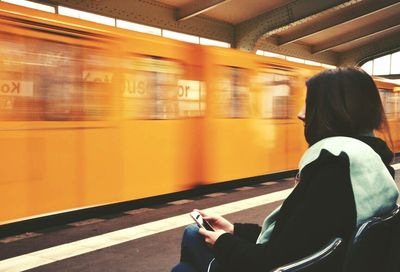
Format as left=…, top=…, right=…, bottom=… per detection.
left=0, top=2, right=399, bottom=226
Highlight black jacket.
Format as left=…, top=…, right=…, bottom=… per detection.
left=213, top=136, right=395, bottom=272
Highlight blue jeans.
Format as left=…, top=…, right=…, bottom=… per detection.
left=171, top=224, right=220, bottom=272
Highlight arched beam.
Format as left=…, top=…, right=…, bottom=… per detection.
left=235, top=0, right=358, bottom=51
left=339, top=33, right=400, bottom=66
left=277, top=0, right=400, bottom=46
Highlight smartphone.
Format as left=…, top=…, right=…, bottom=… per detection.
left=190, top=211, right=214, bottom=231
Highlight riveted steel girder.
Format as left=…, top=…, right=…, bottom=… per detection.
left=278, top=0, right=400, bottom=46
left=235, top=0, right=360, bottom=52
left=339, top=34, right=400, bottom=66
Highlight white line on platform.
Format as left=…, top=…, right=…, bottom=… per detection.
left=0, top=189, right=292, bottom=272
left=393, top=163, right=400, bottom=171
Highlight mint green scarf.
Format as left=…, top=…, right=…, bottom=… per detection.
left=256, top=136, right=399, bottom=244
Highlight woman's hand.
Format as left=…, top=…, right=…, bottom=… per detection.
left=195, top=209, right=234, bottom=234
left=198, top=228, right=226, bottom=246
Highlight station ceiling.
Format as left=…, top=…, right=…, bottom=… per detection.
left=161, top=0, right=294, bottom=24
left=38, top=0, right=400, bottom=66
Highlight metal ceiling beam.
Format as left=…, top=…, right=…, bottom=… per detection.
left=339, top=33, right=400, bottom=66
left=278, top=0, right=400, bottom=46
left=312, top=17, right=400, bottom=54
left=235, top=0, right=356, bottom=51
left=176, top=0, right=229, bottom=21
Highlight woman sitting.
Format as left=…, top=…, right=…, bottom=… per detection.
left=171, top=67, right=399, bottom=272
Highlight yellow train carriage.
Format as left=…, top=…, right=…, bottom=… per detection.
left=0, top=2, right=204, bottom=224
left=201, top=46, right=323, bottom=184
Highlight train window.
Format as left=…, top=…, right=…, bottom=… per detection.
left=256, top=72, right=295, bottom=119
left=122, top=56, right=187, bottom=119
left=122, top=68, right=156, bottom=119
left=42, top=42, right=84, bottom=121
left=177, top=79, right=206, bottom=117
left=153, top=58, right=182, bottom=119
left=379, top=90, right=400, bottom=120
left=0, top=39, right=34, bottom=119
left=214, top=66, right=250, bottom=118
left=82, top=49, right=117, bottom=120
left=0, top=34, right=83, bottom=121
left=0, top=32, right=119, bottom=121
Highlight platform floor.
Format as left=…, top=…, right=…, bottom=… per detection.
left=1, top=163, right=399, bottom=272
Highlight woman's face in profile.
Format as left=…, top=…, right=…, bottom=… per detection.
left=297, top=105, right=306, bottom=123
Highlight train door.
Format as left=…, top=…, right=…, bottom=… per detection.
left=117, top=38, right=206, bottom=199
left=379, top=88, right=400, bottom=151
left=255, top=65, right=303, bottom=172
left=202, top=47, right=271, bottom=183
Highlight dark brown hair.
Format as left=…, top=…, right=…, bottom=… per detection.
left=304, top=67, right=390, bottom=145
